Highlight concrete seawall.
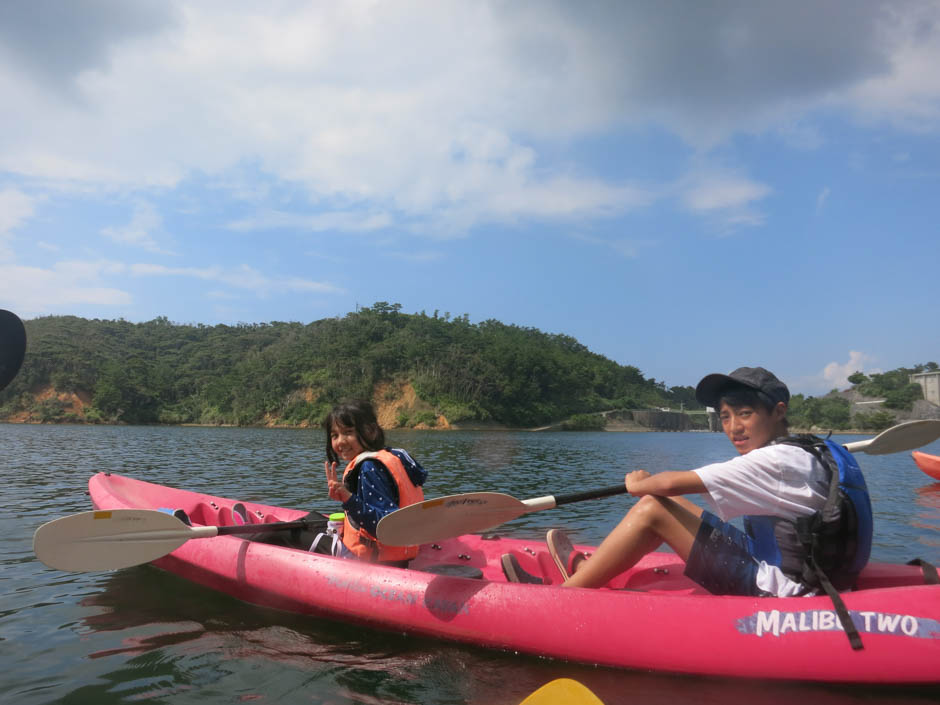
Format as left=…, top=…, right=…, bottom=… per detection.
left=603, top=409, right=712, bottom=432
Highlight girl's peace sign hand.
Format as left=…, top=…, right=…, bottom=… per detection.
left=325, top=460, right=352, bottom=502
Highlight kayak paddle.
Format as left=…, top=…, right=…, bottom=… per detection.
left=376, top=419, right=940, bottom=546
left=33, top=509, right=315, bottom=572
left=0, top=309, right=26, bottom=392
left=519, top=679, right=605, bottom=705
left=842, top=419, right=940, bottom=455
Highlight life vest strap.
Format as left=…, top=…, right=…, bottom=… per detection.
left=806, top=555, right=864, bottom=651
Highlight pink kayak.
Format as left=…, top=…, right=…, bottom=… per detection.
left=88, top=472, right=940, bottom=684
left=912, top=450, right=940, bottom=481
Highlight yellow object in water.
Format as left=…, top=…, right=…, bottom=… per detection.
left=519, top=678, right=605, bottom=705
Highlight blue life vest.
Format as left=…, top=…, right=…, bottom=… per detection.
left=743, top=435, right=873, bottom=592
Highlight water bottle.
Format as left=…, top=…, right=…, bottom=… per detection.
left=327, top=512, right=345, bottom=538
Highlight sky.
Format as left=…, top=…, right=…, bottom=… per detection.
left=1, top=1, right=939, bottom=397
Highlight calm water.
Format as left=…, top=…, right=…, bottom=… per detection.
left=2, top=424, right=939, bottom=705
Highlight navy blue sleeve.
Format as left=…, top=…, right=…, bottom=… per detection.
left=341, top=460, right=399, bottom=536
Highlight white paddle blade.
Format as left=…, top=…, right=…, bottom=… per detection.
left=377, top=492, right=529, bottom=546
left=844, top=420, right=940, bottom=455
left=33, top=509, right=203, bottom=572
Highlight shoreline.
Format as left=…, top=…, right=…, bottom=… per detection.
left=0, top=418, right=888, bottom=435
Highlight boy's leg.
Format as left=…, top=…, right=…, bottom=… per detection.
left=563, top=495, right=703, bottom=588
left=684, top=511, right=764, bottom=596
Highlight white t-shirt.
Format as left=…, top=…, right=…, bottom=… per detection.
left=692, top=443, right=831, bottom=597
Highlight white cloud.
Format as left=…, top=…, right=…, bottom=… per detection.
left=0, top=188, right=39, bottom=261
left=128, top=262, right=341, bottom=295
left=822, top=351, right=881, bottom=392
left=101, top=200, right=174, bottom=254
left=789, top=351, right=889, bottom=397
left=816, top=186, right=831, bottom=212
left=227, top=210, right=392, bottom=233
left=0, top=256, right=342, bottom=318
left=843, top=3, right=940, bottom=131
left=0, top=188, right=36, bottom=234
left=680, top=170, right=771, bottom=232
left=0, top=261, right=132, bottom=316
left=682, top=176, right=771, bottom=212
left=0, top=2, right=650, bottom=232
left=0, top=1, right=938, bottom=239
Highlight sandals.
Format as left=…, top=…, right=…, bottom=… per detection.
left=501, top=553, right=544, bottom=584
left=546, top=529, right=585, bottom=580
left=502, top=531, right=586, bottom=584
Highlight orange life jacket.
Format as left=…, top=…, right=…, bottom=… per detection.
left=341, top=449, right=425, bottom=562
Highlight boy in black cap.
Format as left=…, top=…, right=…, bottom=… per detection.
left=513, top=366, right=835, bottom=598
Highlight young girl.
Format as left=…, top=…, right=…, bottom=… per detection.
left=322, top=399, right=428, bottom=566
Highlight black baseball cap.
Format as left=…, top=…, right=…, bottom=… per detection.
left=695, top=366, right=790, bottom=408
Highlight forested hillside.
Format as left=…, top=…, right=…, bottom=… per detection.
left=787, top=364, right=938, bottom=431
left=0, top=303, right=698, bottom=428
left=3, top=303, right=934, bottom=431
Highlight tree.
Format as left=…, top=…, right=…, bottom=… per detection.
left=847, top=372, right=868, bottom=385
left=854, top=410, right=895, bottom=431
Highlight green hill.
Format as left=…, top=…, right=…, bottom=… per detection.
left=0, top=303, right=701, bottom=428
left=787, top=364, right=938, bottom=432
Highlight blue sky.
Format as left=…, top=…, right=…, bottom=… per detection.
left=1, top=1, right=938, bottom=396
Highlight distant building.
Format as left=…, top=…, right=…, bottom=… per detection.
left=910, top=371, right=940, bottom=406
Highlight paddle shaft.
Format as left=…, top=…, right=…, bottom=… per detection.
left=75, top=517, right=317, bottom=541
left=548, top=484, right=626, bottom=507
left=160, top=519, right=310, bottom=540
left=215, top=519, right=313, bottom=536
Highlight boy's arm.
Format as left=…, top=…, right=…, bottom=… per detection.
left=625, top=470, right=706, bottom=497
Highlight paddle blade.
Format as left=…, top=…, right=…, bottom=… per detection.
left=376, top=492, right=528, bottom=546
left=33, top=509, right=200, bottom=572
left=845, top=420, right=940, bottom=455
left=519, top=679, right=605, bottom=705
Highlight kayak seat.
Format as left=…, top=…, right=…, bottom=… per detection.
left=218, top=506, right=236, bottom=526
left=231, top=503, right=248, bottom=525
left=188, top=500, right=229, bottom=526
left=185, top=502, right=217, bottom=526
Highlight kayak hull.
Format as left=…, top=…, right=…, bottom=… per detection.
left=912, top=450, right=940, bottom=481
left=88, top=472, right=940, bottom=684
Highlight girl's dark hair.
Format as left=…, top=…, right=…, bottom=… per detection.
left=323, top=399, right=385, bottom=463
